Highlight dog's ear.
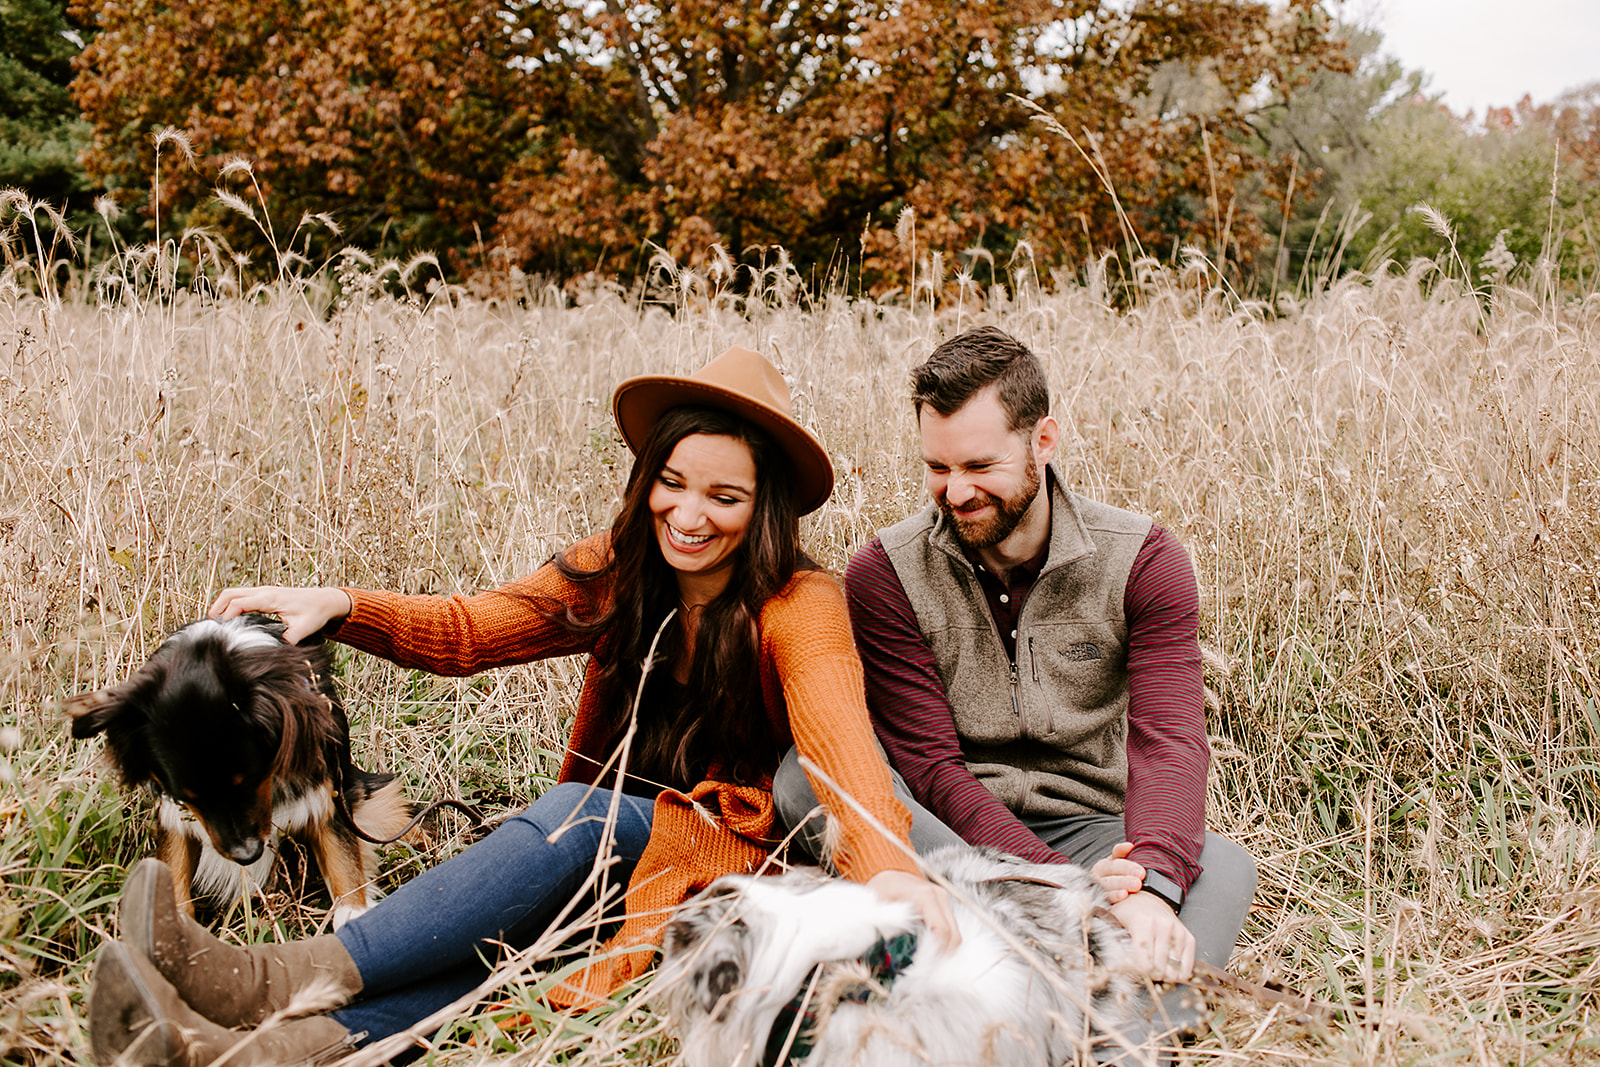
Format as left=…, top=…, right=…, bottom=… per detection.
left=668, top=914, right=748, bottom=1016
left=661, top=881, right=755, bottom=1016
left=663, top=913, right=704, bottom=958
left=663, top=884, right=735, bottom=956
left=65, top=669, right=153, bottom=739
left=66, top=667, right=163, bottom=788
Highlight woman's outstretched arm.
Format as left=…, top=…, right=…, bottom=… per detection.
left=211, top=534, right=613, bottom=675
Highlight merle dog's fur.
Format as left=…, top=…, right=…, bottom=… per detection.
left=67, top=614, right=410, bottom=927
left=656, top=844, right=1140, bottom=1067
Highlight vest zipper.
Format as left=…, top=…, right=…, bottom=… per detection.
left=1010, top=660, right=1021, bottom=717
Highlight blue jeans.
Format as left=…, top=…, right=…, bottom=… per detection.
left=329, top=782, right=654, bottom=1044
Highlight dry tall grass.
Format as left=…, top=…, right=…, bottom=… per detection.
left=2, top=241, right=1598, bottom=1063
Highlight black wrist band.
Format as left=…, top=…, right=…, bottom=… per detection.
left=1139, top=871, right=1184, bottom=913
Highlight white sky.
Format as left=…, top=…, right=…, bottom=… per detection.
left=1352, top=0, right=1599, bottom=116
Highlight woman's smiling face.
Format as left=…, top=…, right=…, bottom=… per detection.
left=648, top=433, right=757, bottom=596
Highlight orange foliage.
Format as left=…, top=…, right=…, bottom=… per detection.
left=1485, top=88, right=1600, bottom=183
left=70, top=0, right=1348, bottom=286
left=71, top=0, right=527, bottom=257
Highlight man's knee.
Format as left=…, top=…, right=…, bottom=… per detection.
left=773, top=747, right=824, bottom=831
left=1183, top=833, right=1257, bottom=969
left=1198, top=833, right=1258, bottom=901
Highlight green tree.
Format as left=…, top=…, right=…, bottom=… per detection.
left=1244, top=23, right=1599, bottom=291
left=0, top=0, right=94, bottom=215
left=1235, top=22, right=1415, bottom=287
left=1340, top=90, right=1599, bottom=285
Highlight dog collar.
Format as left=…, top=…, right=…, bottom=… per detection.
left=760, top=930, right=919, bottom=1066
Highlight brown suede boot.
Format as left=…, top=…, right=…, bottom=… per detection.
left=118, top=858, right=364, bottom=1027
left=88, top=941, right=354, bottom=1066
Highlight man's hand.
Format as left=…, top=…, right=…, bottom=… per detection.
left=867, top=869, right=961, bottom=953
left=1111, top=889, right=1195, bottom=983
left=1091, top=841, right=1145, bottom=903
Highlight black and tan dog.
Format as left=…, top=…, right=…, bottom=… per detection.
left=68, top=614, right=411, bottom=927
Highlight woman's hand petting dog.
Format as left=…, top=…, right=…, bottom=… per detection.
left=211, top=586, right=354, bottom=646
left=867, top=869, right=961, bottom=952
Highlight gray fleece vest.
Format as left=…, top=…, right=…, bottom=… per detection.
left=879, top=468, right=1152, bottom=818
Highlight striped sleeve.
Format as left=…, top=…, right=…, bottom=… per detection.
left=1123, top=524, right=1209, bottom=894
left=845, top=539, right=1069, bottom=866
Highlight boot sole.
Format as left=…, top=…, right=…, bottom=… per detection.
left=87, top=941, right=183, bottom=1067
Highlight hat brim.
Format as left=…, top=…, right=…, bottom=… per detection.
left=612, top=376, right=834, bottom=515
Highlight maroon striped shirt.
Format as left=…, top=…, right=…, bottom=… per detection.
left=845, top=523, right=1208, bottom=893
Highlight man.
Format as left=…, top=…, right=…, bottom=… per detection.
left=776, top=325, right=1255, bottom=1038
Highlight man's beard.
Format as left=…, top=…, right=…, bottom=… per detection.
left=939, top=451, right=1042, bottom=550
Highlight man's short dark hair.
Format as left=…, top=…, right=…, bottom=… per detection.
left=910, top=326, right=1049, bottom=432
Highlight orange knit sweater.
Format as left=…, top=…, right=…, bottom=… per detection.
left=331, top=533, right=916, bottom=1001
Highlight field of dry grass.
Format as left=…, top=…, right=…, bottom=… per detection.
left=2, top=233, right=1598, bottom=1063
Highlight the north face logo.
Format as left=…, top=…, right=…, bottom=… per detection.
left=1063, top=642, right=1102, bottom=661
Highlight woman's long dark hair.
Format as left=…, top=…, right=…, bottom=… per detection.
left=551, top=405, right=816, bottom=786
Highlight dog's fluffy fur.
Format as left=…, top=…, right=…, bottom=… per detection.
left=67, top=615, right=410, bottom=927
left=656, top=845, right=1139, bottom=1067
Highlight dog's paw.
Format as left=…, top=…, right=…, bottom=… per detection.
left=330, top=903, right=368, bottom=930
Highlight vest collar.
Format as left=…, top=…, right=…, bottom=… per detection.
left=927, top=464, right=1096, bottom=576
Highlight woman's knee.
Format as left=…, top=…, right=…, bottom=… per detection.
left=531, top=781, right=605, bottom=820
left=508, top=782, right=652, bottom=853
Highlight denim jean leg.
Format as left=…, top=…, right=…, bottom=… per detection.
left=327, top=781, right=654, bottom=1043
left=330, top=957, right=491, bottom=1052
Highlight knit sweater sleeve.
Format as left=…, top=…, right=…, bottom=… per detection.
left=761, top=570, right=918, bottom=883
left=329, top=533, right=612, bottom=674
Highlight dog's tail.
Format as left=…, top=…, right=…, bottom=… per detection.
left=336, top=766, right=484, bottom=845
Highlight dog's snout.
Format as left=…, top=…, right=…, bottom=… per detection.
left=226, top=838, right=267, bottom=865
left=707, top=958, right=740, bottom=999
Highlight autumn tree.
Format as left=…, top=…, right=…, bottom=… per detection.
left=70, top=0, right=530, bottom=261
left=68, top=0, right=1349, bottom=286
left=493, top=0, right=1349, bottom=288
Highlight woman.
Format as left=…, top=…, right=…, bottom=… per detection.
left=86, top=346, right=956, bottom=1066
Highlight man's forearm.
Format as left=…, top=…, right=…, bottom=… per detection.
left=1122, top=524, right=1209, bottom=895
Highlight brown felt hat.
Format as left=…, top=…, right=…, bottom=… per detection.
left=612, top=346, right=835, bottom=515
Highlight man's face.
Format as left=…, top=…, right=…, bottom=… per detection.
left=918, top=388, right=1045, bottom=550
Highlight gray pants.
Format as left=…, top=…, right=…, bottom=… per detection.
left=772, top=748, right=1258, bottom=1057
